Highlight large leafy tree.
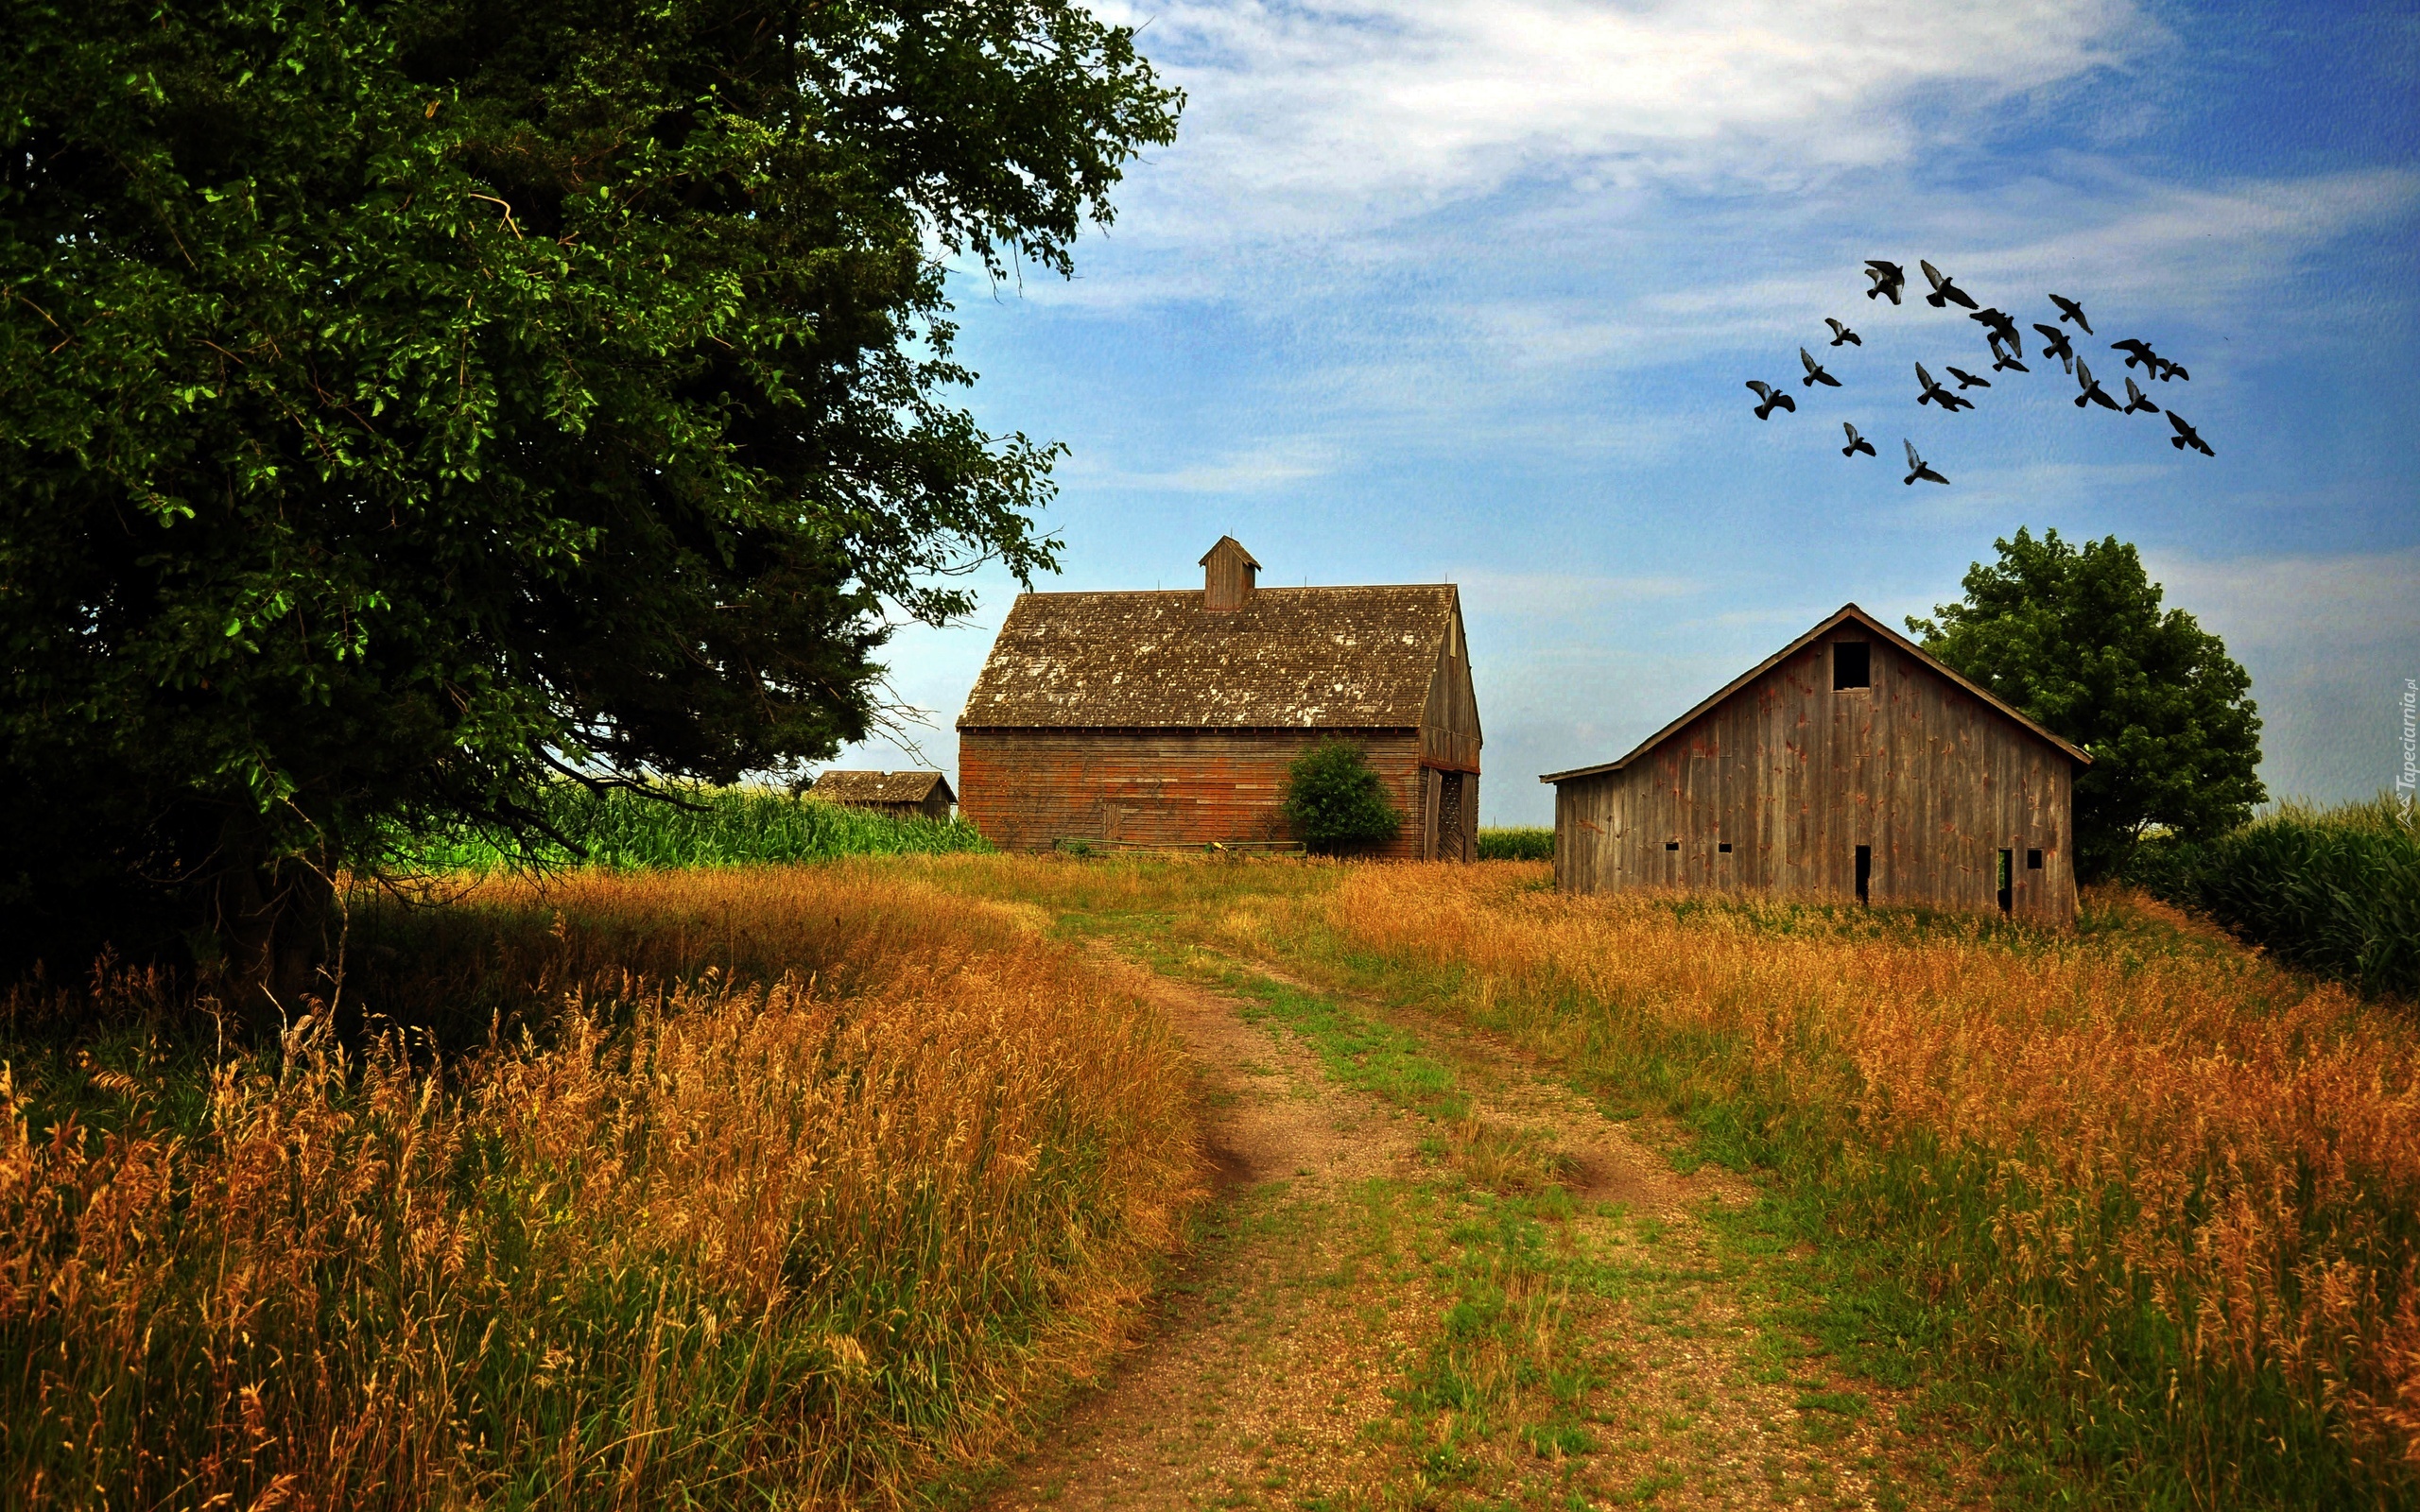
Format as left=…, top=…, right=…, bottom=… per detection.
left=0, top=0, right=1177, bottom=990
left=1908, top=528, right=2264, bottom=881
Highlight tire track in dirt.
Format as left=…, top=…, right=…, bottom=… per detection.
left=988, top=945, right=1430, bottom=1510
left=997, top=942, right=1985, bottom=1510
left=1229, top=954, right=1990, bottom=1511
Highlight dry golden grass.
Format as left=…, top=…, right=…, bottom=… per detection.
left=0, top=865, right=1203, bottom=1509
left=916, top=851, right=2420, bottom=1503
left=1249, top=865, right=2420, bottom=1503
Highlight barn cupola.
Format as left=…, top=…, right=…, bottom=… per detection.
left=1200, top=536, right=1261, bottom=611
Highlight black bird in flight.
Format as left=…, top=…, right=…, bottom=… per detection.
left=2073, top=360, right=2121, bottom=411
left=2168, top=411, right=2215, bottom=455
left=1970, top=308, right=2023, bottom=357
left=2110, top=337, right=2162, bottom=373
left=1801, top=348, right=1842, bottom=388
left=1865, top=261, right=1907, bottom=304
left=2048, top=294, right=2093, bottom=335
left=1841, top=422, right=1876, bottom=458
left=1826, top=318, right=1862, bottom=347
left=1920, top=260, right=1979, bottom=310
left=1746, top=380, right=1797, bottom=420
left=1945, top=365, right=1992, bottom=390
left=1903, top=439, right=1949, bottom=486
left=1991, top=349, right=2031, bottom=374
left=2122, top=377, right=2161, bottom=416
left=1915, top=363, right=1975, bottom=411
left=2032, top=322, right=2077, bottom=374
left=2155, top=355, right=2190, bottom=383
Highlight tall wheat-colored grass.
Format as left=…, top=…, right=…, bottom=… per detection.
left=1242, top=866, right=2420, bottom=1505
left=0, top=866, right=1201, bottom=1509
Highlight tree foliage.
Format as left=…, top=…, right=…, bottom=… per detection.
left=0, top=0, right=1178, bottom=986
left=1281, top=739, right=1403, bottom=854
left=1908, top=528, right=2264, bottom=881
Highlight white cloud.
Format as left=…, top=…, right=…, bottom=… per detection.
left=1107, top=0, right=2150, bottom=236
left=2144, top=545, right=2420, bottom=653
left=1062, top=436, right=1345, bottom=492
left=1457, top=568, right=1703, bottom=628
left=2136, top=546, right=2420, bottom=802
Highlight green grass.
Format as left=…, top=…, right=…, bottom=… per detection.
left=396, top=782, right=991, bottom=871
left=2130, top=794, right=2420, bottom=1001
left=935, top=855, right=2418, bottom=1508
left=1478, top=827, right=1556, bottom=861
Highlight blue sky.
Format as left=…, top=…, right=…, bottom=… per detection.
left=836, top=0, right=2418, bottom=826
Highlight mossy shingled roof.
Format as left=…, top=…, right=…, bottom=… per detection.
left=958, top=586, right=1460, bottom=730
left=809, top=770, right=954, bottom=804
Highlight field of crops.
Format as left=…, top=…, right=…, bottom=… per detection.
left=399, top=782, right=990, bottom=872
left=2133, top=794, right=2419, bottom=1002
left=1475, top=826, right=1554, bottom=861
left=0, top=866, right=1198, bottom=1509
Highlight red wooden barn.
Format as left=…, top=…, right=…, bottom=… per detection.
left=1542, top=604, right=2089, bottom=923
left=957, top=538, right=1482, bottom=858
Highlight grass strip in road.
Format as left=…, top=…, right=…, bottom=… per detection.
left=1070, top=912, right=1973, bottom=1509
left=1233, top=866, right=2420, bottom=1510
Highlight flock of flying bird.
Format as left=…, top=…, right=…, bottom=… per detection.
left=1744, top=259, right=2215, bottom=486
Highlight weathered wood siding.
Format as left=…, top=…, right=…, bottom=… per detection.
left=1202, top=538, right=1259, bottom=611
left=1551, top=630, right=2078, bottom=922
left=960, top=728, right=1426, bottom=857
left=1415, top=606, right=1483, bottom=861
left=821, top=793, right=953, bottom=821
left=847, top=801, right=910, bottom=821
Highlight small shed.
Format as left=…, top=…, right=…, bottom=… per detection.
left=957, top=537, right=1482, bottom=858
left=807, top=770, right=957, bottom=822
left=1540, top=604, right=2089, bottom=923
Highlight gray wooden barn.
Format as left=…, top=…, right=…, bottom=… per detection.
left=1540, top=604, right=2089, bottom=923
left=806, top=770, right=957, bottom=822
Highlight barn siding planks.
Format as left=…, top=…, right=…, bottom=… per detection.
left=1419, top=623, right=1483, bottom=774
left=960, top=728, right=1428, bottom=858
left=1550, top=627, right=2079, bottom=923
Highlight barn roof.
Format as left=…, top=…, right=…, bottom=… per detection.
left=958, top=585, right=1461, bottom=730
left=810, top=770, right=955, bottom=804
left=1539, top=603, right=2091, bottom=783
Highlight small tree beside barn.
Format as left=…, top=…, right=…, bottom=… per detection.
left=957, top=539, right=1481, bottom=858
left=1542, top=604, right=2089, bottom=923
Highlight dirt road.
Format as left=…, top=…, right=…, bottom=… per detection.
left=990, top=944, right=1979, bottom=1511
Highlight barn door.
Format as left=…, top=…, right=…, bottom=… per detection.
left=1438, top=771, right=1467, bottom=863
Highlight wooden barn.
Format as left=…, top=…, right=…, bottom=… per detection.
left=957, top=538, right=1481, bottom=858
left=806, top=770, right=957, bottom=822
left=1540, top=604, right=2089, bottom=923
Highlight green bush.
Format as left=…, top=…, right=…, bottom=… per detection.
left=1477, top=828, right=1554, bottom=861
left=1280, top=740, right=1403, bottom=854
left=2129, top=796, right=2420, bottom=1001
left=397, top=783, right=991, bottom=872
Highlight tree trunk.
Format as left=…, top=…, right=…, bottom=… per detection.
left=214, top=816, right=337, bottom=1022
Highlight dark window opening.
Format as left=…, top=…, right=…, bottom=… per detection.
left=1718, top=842, right=1733, bottom=853
left=1833, top=642, right=1871, bottom=690
left=1665, top=840, right=1679, bottom=851
left=2027, top=849, right=2043, bottom=870
left=1997, top=849, right=2014, bottom=914
left=1854, top=845, right=1871, bottom=904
